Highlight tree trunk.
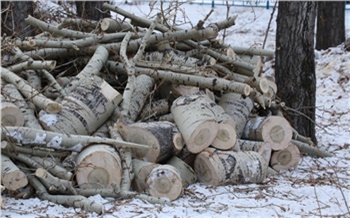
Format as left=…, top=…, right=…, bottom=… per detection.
left=1, top=1, right=35, bottom=37
left=316, top=2, right=345, bottom=50
left=75, top=1, right=110, bottom=21
left=275, top=2, right=317, bottom=144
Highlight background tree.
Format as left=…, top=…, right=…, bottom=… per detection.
left=1, top=1, right=35, bottom=37
left=316, top=2, right=345, bottom=50
left=275, top=2, right=317, bottom=144
left=75, top=1, right=110, bottom=21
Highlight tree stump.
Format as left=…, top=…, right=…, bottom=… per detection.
left=194, top=148, right=268, bottom=186
left=1, top=154, right=28, bottom=191
left=218, top=92, right=254, bottom=138
left=242, top=116, right=292, bottom=151
left=117, top=121, right=184, bottom=163
left=39, top=75, right=122, bottom=135
left=270, top=143, right=300, bottom=171
left=75, top=144, right=122, bottom=189
left=171, top=94, right=219, bottom=154
left=167, top=156, right=196, bottom=188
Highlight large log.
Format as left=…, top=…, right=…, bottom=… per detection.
left=194, top=148, right=268, bottom=186
left=1, top=154, right=28, bottom=191
left=218, top=92, right=254, bottom=138
left=132, top=159, right=183, bottom=201
left=241, top=116, right=293, bottom=151
left=75, top=144, right=122, bottom=189
left=117, top=121, right=184, bottom=163
left=270, top=143, right=300, bottom=171
left=171, top=94, right=219, bottom=154
left=39, top=75, right=122, bottom=135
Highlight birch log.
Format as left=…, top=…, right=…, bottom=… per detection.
left=1, top=83, right=42, bottom=129
left=270, top=143, right=300, bottom=171
left=291, top=139, right=333, bottom=158
left=132, top=159, right=182, bottom=201
left=218, top=92, right=254, bottom=138
left=237, top=139, right=272, bottom=164
left=171, top=94, right=219, bottom=154
left=167, top=156, right=197, bottom=188
left=1, top=154, right=28, bottom=191
left=0, top=98, right=25, bottom=127
left=100, top=18, right=132, bottom=33
left=1, top=67, right=62, bottom=114
left=1, top=126, right=150, bottom=152
left=241, top=116, right=293, bottom=151
left=194, top=148, right=268, bottom=186
left=117, top=121, right=184, bottom=163
left=40, top=75, right=122, bottom=135
left=32, top=156, right=73, bottom=181
left=35, top=168, right=76, bottom=195
left=75, top=144, right=122, bottom=189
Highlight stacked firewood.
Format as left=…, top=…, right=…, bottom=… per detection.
left=0, top=3, right=332, bottom=214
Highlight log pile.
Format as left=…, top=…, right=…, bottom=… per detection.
left=0, top=3, right=333, bottom=215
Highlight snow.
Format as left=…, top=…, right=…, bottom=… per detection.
left=2, top=2, right=350, bottom=218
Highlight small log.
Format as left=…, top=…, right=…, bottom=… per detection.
left=211, top=102, right=237, bottom=150
left=146, top=164, right=183, bottom=201
left=167, top=156, right=197, bottom=188
left=132, top=159, right=182, bottom=201
left=2, top=83, right=42, bottom=129
left=242, top=116, right=293, bottom=151
left=0, top=99, right=25, bottom=127
left=40, top=75, right=122, bottom=135
left=1, top=67, right=62, bottom=114
left=171, top=94, right=219, bottom=154
left=194, top=148, right=268, bottom=186
left=75, top=144, right=122, bottom=189
left=270, top=143, right=300, bottom=171
left=35, top=168, right=76, bottom=195
left=117, top=121, right=184, bottom=163
left=32, top=156, right=73, bottom=181
left=237, top=139, right=272, bottom=164
left=100, top=18, right=132, bottom=33
left=291, top=139, right=333, bottom=158
left=218, top=92, right=254, bottom=138
left=1, top=154, right=28, bottom=191
left=1, top=126, right=150, bottom=152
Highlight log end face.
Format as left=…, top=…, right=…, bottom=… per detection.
left=187, top=121, right=219, bottom=154
left=270, top=143, right=300, bottom=171
left=146, top=165, right=183, bottom=201
left=1, top=102, right=25, bottom=127
left=262, top=116, right=293, bottom=151
left=211, top=123, right=237, bottom=150
left=194, top=150, right=222, bottom=186
left=2, top=171, right=28, bottom=191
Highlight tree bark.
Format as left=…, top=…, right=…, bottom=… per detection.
left=1, top=1, right=35, bottom=37
left=316, top=2, right=345, bottom=50
left=76, top=1, right=110, bottom=21
left=275, top=2, right=317, bottom=144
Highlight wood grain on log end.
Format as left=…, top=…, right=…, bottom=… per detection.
left=270, top=143, right=300, bottom=171
left=1, top=102, right=25, bottom=127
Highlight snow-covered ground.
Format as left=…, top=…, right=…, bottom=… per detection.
left=2, top=2, right=350, bottom=217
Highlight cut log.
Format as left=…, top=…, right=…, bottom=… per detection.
left=1, top=154, right=28, bottom=191
left=270, top=143, right=301, bottom=171
left=117, top=121, right=184, bottom=163
left=39, top=75, right=122, bottom=135
left=171, top=94, right=219, bottom=154
left=0, top=100, right=25, bottom=127
left=75, top=144, right=122, bottom=189
left=241, top=116, right=293, bottom=151
left=210, top=100, right=237, bottom=150
left=35, top=168, right=76, bottom=195
left=237, top=139, right=272, bottom=164
left=32, top=156, right=73, bottom=181
left=194, top=148, right=268, bottom=186
left=218, top=92, right=254, bottom=138
left=132, top=159, right=182, bottom=201
left=2, top=83, right=42, bottom=129
left=146, top=164, right=183, bottom=201
left=167, top=156, right=197, bottom=188
left=100, top=18, right=132, bottom=33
